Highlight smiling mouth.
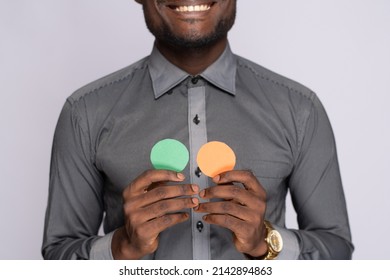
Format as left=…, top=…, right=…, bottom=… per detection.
left=168, top=2, right=216, bottom=13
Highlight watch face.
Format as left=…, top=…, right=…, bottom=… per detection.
left=269, top=230, right=283, bottom=252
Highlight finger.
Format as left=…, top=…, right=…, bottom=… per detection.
left=199, top=185, right=262, bottom=208
left=131, top=184, right=199, bottom=208
left=213, top=170, right=266, bottom=197
left=147, top=181, right=168, bottom=192
left=195, top=201, right=253, bottom=221
left=202, top=213, right=265, bottom=255
left=144, top=212, right=190, bottom=237
left=142, top=197, right=199, bottom=222
left=123, top=170, right=186, bottom=198
left=203, top=214, right=247, bottom=235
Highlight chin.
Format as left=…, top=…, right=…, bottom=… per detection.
left=153, top=19, right=234, bottom=50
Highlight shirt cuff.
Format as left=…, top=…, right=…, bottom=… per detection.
left=273, top=224, right=300, bottom=260
left=90, top=231, right=115, bottom=260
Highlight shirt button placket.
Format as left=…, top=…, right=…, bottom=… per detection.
left=188, top=78, right=210, bottom=260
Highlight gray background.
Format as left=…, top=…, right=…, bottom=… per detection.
left=1, top=0, right=389, bottom=259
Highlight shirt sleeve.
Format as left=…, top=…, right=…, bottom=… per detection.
left=90, top=231, right=115, bottom=260
left=286, top=93, right=354, bottom=259
left=273, top=225, right=300, bottom=259
left=42, top=100, right=110, bottom=259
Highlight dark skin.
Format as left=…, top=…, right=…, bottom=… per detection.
left=112, top=0, right=268, bottom=259
left=195, top=171, right=268, bottom=257
left=142, top=0, right=236, bottom=75
left=112, top=170, right=200, bottom=259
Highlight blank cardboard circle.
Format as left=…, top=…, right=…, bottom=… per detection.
left=150, top=139, right=189, bottom=172
left=197, top=141, right=236, bottom=177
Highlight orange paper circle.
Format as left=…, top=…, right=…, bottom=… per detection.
left=196, top=141, right=236, bottom=178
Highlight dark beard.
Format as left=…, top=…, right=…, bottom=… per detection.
left=144, top=10, right=236, bottom=50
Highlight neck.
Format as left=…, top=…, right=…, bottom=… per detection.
left=155, top=37, right=228, bottom=76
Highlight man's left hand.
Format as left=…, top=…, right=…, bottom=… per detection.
left=194, top=170, right=268, bottom=258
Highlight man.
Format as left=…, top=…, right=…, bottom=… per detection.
left=42, top=0, right=353, bottom=259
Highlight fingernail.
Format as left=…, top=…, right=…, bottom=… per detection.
left=177, top=173, right=185, bottom=180
left=192, top=198, right=199, bottom=205
left=191, top=184, right=199, bottom=192
left=193, top=205, right=199, bottom=211
left=203, top=215, right=208, bottom=221
left=213, top=175, right=220, bottom=182
left=199, top=190, right=205, bottom=198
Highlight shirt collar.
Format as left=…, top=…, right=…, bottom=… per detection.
left=148, top=44, right=237, bottom=99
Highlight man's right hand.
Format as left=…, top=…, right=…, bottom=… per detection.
left=112, top=170, right=199, bottom=259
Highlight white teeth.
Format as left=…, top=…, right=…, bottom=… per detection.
left=175, top=4, right=211, bottom=12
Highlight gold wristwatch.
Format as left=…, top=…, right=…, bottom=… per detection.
left=263, top=220, right=283, bottom=260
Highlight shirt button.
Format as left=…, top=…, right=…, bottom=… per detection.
left=196, top=221, right=204, bottom=232
left=195, top=167, right=202, bottom=177
left=193, top=114, right=200, bottom=125
left=191, top=76, right=200, bottom=84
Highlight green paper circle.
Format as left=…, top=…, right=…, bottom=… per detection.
left=150, top=139, right=189, bottom=172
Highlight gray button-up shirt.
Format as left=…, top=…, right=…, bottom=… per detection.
left=42, top=44, right=353, bottom=260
